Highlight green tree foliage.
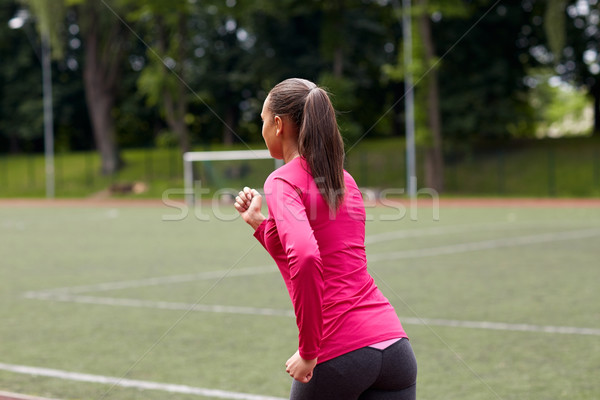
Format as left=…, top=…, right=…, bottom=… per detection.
left=435, top=2, right=535, bottom=143
left=2, top=0, right=588, bottom=165
left=0, top=0, right=90, bottom=153
left=25, top=0, right=66, bottom=58
left=0, top=0, right=43, bottom=151
left=528, top=69, right=592, bottom=137
left=524, top=0, right=599, bottom=135
left=127, top=0, right=198, bottom=153
left=544, top=0, right=567, bottom=58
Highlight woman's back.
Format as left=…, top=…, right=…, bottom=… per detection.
left=259, top=156, right=406, bottom=363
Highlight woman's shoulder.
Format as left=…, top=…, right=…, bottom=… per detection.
left=343, top=169, right=359, bottom=190
left=265, top=157, right=310, bottom=188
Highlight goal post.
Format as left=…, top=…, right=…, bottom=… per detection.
left=183, top=149, right=282, bottom=205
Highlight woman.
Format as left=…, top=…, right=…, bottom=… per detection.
left=234, top=78, right=417, bottom=400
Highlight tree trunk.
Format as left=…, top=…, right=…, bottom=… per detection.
left=176, top=91, right=191, bottom=153
left=333, top=47, right=343, bottom=78
left=157, top=15, right=191, bottom=154
left=393, top=82, right=404, bottom=136
left=418, top=0, right=444, bottom=192
left=84, top=56, right=120, bottom=174
left=164, top=91, right=191, bottom=153
left=223, top=104, right=237, bottom=146
left=331, top=1, right=344, bottom=78
left=81, top=2, right=123, bottom=175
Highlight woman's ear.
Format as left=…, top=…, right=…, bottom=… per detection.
left=274, top=115, right=283, bottom=136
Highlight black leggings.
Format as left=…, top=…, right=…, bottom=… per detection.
left=289, top=338, right=417, bottom=400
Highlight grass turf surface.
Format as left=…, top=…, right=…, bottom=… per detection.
left=0, top=201, right=599, bottom=399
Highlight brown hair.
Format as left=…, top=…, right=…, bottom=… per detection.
left=267, top=78, right=345, bottom=211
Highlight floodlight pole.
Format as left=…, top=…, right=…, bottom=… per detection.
left=402, top=0, right=417, bottom=199
left=41, top=32, right=55, bottom=199
left=9, top=10, right=55, bottom=198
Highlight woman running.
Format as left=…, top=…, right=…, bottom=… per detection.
left=234, top=78, right=417, bottom=400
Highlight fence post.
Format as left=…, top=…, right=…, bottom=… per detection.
left=449, top=152, right=458, bottom=194
left=360, top=151, right=368, bottom=187
left=169, top=147, right=177, bottom=180
left=548, top=147, right=556, bottom=197
left=594, top=146, right=599, bottom=189
left=0, top=155, right=5, bottom=191
left=85, top=151, right=94, bottom=188
left=28, top=155, right=36, bottom=189
left=145, top=147, right=153, bottom=181
left=497, top=150, right=505, bottom=195
left=55, top=152, right=62, bottom=193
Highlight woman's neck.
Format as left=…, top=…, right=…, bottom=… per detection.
left=283, top=147, right=300, bottom=164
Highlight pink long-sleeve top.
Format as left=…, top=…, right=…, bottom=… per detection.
left=253, top=157, right=407, bottom=364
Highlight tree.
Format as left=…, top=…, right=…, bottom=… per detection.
left=4, top=0, right=557, bottom=166
left=317, top=0, right=399, bottom=143
left=1, top=0, right=93, bottom=154
left=383, top=0, right=470, bottom=192
left=25, top=0, right=66, bottom=53
left=127, top=0, right=195, bottom=153
left=0, top=0, right=44, bottom=152
left=74, top=0, right=129, bottom=174
left=434, top=1, right=534, bottom=142
left=416, top=0, right=444, bottom=192
left=22, top=0, right=130, bottom=173
left=539, top=0, right=600, bottom=135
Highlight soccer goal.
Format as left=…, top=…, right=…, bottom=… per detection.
left=183, top=150, right=283, bottom=204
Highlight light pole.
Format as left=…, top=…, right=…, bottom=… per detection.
left=9, top=9, right=55, bottom=199
left=402, top=0, right=416, bottom=199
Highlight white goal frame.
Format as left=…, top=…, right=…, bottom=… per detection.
left=183, top=150, right=282, bottom=204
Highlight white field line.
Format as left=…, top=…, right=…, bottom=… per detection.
left=24, top=292, right=600, bottom=337
left=0, top=390, right=60, bottom=400
left=29, top=222, right=497, bottom=296
left=400, top=317, right=600, bottom=336
left=364, top=220, right=552, bottom=244
left=366, top=225, right=484, bottom=244
left=367, top=227, right=600, bottom=262
left=23, top=292, right=295, bottom=317
left=0, top=363, right=286, bottom=400
left=26, top=223, right=598, bottom=298
left=20, top=227, right=600, bottom=337
left=24, top=265, right=274, bottom=296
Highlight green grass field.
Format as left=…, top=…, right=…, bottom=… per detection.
left=1, top=201, right=599, bottom=400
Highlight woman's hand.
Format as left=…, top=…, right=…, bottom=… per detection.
left=234, top=186, right=265, bottom=230
left=285, top=350, right=317, bottom=383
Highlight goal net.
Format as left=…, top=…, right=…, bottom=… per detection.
left=182, top=149, right=283, bottom=204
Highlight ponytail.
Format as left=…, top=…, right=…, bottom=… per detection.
left=299, top=88, right=345, bottom=210
left=267, top=78, right=345, bottom=211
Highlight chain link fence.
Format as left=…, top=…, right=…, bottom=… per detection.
left=1, top=142, right=599, bottom=198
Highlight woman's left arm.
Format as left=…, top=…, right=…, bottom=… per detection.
left=286, top=350, right=318, bottom=383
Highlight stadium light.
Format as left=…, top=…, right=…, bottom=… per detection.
left=8, top=9, right=29, bottom=29
left=8, top=9, right=55, bottom=199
